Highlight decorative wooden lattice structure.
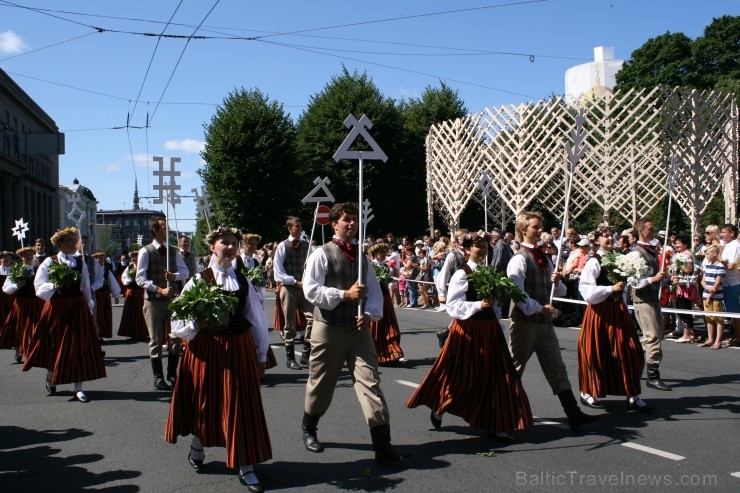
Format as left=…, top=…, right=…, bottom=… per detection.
left=426, top=86, right=738, bottom=234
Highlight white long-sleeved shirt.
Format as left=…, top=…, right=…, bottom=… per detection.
left=446, top=260, right=486, bottom=320
left=86, top=256, right=104, bottom=292
left=302, top=239, right=383, bottom=321
left=273, top=236, right=302, bottom=285
left=435, top=248, right=465, bottom=296
left=105, top=269, right=122, bottom=297
left=0, top=265, right=11, bottom=276
left=170, top=259, right=269, bottom=363
left=135, top=240, right=189, bottom=293
left=121, top=265, right=136, bottom=286
left=578, top=250, right=619, bottom=305
left=506, top=242, right=566, bottom=316
left=34, top=254, right=94, bottom=312
left=235, top=256, right=265, bottom=304
left=2, top=264, right=35, bottom=294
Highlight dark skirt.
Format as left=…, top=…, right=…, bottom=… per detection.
left=0, top=290, right=13, bottom=343
left=273, top=284, right=308, bottom=332
left=265, top=345, right=277, bottom=370
left=406, top=316, right=533, bottom=433
left=165, top=330, right=272, bottom=468
left=578, top=298, right=644, bottom=397
left=117, top=285, right=149, bottom=339
left=0, top=295, right=44, bottom=356
left=22, top=295, right=106, bottom=385
left=368, top=292, right=404, bottom=364
left=96, top=286, right=113, bottom=339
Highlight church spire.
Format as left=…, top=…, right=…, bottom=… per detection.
left=133, top=179, right=140, bottom=210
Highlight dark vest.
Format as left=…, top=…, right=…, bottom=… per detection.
left=144, top=243, right=177, bottom=300
left=510, top=248, right=551, bottom=324
left=52, top=255, right=84, bottom=298
left=630, top=246, right=659, bottom=303
left=315, top=242, right=369, bottom=326
left=199, top=267, right=251, bottom=336
left=460, top=264, right=495, bottom=321
left=592, top=254, right=611, bottom=287
left=281, top=239, right=309, bottom=280
left=180, top=250, right=197, bottom=281
left=15, top=266, right=37, bottom=298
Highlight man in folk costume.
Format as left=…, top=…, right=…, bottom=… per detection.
left=301, top=202, right=410, bottom=465
left=273, top=217, right=314, bottom=369
left=178, top=234, right=198, bottom=283
left=506, top=211, right=599, bottom=431
left=136, top=215, right=189, bottom=390
left=33, top=238, right=49, bottom=268
left=629, top=218, right=671, bottom=391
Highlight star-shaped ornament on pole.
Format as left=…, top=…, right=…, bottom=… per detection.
left=11, top=218, right=29, bottom=247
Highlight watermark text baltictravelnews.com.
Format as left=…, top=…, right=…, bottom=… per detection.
left=516, top=471, right=718, bottom=487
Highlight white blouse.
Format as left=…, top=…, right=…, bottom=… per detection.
left=446, top=260, right=502, bottom=320
left=34, top=253, right=94, bottom=312
left=578, top=250, right=620, bottom=305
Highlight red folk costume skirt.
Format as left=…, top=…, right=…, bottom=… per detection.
left=22, top=295, right=106, bottom=385
left=95, top=286, right=113, bottom=338
left=577, top=298, right=644, bottom=397
left=273, top=284, right=308, bottom=332
left=165, top=330, right=272, bottom=468
left=368, top=292, right=404, bottom=364
left=117, top=285, right=149, bottom=339
left=406, top=316, right=533, bottom=433
left=0, top=295, right=44, bottom=356
left=0, top=289, right=13, bottom=343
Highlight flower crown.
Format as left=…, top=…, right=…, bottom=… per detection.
left=50, top=227, right=79, bottom=245
left=463, top=230, right=490, bottom=242
left=16, top=246, right=35, bottom=256
left=368, top=242, right=389, bottom=255
left=244, top=233, right=262, bottom=243
left=206, top=226, right=243, bottom=245
left=91, top=252, right=107, bottom=259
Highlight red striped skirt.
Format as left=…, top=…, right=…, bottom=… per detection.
left=273, top=284, right=308, bottom=332
left=0, top=291, right=13, bottom=343
left=22, top=296, right=106, bottom=385
left=96, top=286, right=113, bottom=339
left=117, top=286, right=149, bottom=339
left=578, top=299, right=644, bottom=397
left=406, top=317, right=533, bottom=433
left=165, top=330, right=272, bottom=468
left=368, top=293, right=404, bottom=364
left=0, top=296, right=44, bottom=356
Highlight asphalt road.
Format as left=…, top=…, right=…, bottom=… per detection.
left=1, top=295, right=739, bottom=492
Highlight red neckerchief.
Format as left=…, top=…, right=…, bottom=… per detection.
left=332, top=238, right=357, bottom=262
left=523, top=245, right=548, bottom=271
left=291, top=238, right=301, bottom=251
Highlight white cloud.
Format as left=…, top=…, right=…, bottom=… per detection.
left=164, top=139, right=205, bottom=154
left=131, top=153, right=151, bottom=167
left=100, top=163, right=121, bottom=173
left=0, top=31, right=29, bottom=54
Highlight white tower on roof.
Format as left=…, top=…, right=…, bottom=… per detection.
left=565, top=46, right=624, bottom=105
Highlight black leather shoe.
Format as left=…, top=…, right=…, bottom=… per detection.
left=188, top=447, right=204, bottom=471
left=238, top=470, right=263, bottom=492
left=626, top=398, right=654, bottom=413
left=14, top=349, right=22, bottom=364
left=375, top=446, right=412, bottom=465
left=646, top=378, right=672, bottom=391
left=580, top=394, right=605, bottom=409
left=167, top=375, right=176, bottom=387
left=154, top=378, right=169, bottom=390
left=430, top=411, right=442, bottom=430
left=302, top=430, right=324, bottom=452
left=74, top=390, right=90, bottom=403
left=287, top=359, right=302, bottom=370
left=45, top=381, right=56, bottom=395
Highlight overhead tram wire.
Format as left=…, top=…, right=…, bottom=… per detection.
left=0, top=32, right=99, bottom=62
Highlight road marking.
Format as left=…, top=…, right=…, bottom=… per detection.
left=395, top=380, right=420, bottom=389
left=532, top=416, right=569, bottom=429
left=731, top=472, right=740, bottom=479
left=621, top=442, right=685, bottom=461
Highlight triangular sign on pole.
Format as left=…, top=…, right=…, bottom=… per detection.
left=332, top=114, right=388, bottom=163
left=302, top=176, right=336, bottom=204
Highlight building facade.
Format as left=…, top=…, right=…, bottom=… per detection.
left=58, top=178, right=98, bottom=246
left=96, top=182, right=165, bottom=254
left=0, top=68, right=64, bottom=251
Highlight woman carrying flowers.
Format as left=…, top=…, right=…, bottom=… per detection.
left=577, top=228, right=652, bottom=413
left=22, top=227, right=106, bottom=403
left=406, top=232, right=532, bottom=441
left=368, top=243, right=406, bottom=365
left=1, top=247, right=45, bottom=363
left=165, top=227, right=271, bottom=492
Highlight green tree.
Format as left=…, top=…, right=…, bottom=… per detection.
left=692, top=15, right=740, bottom=91
left=615, top=32, right=695, bottom=90
left=200, top=88, right=298, bottom=240
left=296, top=67, right=403, bottom=235
left=192, top=217, right=210, bottom=256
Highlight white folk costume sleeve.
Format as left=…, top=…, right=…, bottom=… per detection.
left=80, top=260, right=94, bottom=313
left=445, top=267, right=484, bottom=320
left=170, top=276, right=198, bottom=341
left=121, top=266, right=134, bottom=286
left=34, top=257, right=56, bottom=300
left=303, top=248, right=345, bottom=310
left=579, top=257, right=614, bottom=304
left=107, top=270, right=122, bottom=297
left=244, top=281, right=269, bottom=363
left=273, top=239, right=297, bottom=285
left=363, top=260, right=384, bottom=321
left=90, top=260, right=104, bottom=292
left=2, top=275, right=19, bottom=294
left=135, top=247, right=156, bottom=292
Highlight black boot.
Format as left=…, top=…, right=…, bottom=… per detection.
left=557, top=390, right=601, bottom=431
left=151, top=358, right=169, bottom=390
left=370, top=424, right=412, bottom=465
left=301, top=413, right=324, bottom=452
left=286, top=346, right=302, bottom=370
left=166, top=353, right=180, bottom=387
left=436, top=327, right=450, bottom=348
left=299, top=342, right=311, bottom=367
left=646, top=363, right=672, bottom=391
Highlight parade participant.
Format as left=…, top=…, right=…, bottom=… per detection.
left=273, top=217, right=314, bottom=369
left=368, top=243, right=406, bottom=365
left=630, top=218, right=671, bottom=390
left=33, top=238, right=49, bottom=267
left=407, top=231, right=533, bottom=440
left=136, top=215, right=189, bottom=390
left=0, top=252, right=13, bottom=340
left=22, top=227, right=106, bottom=403
left=166, top=227, right=271, bottom=492
left=178, top=234, right=198, bottom=283
left=719, top=224, right=739, bottom=347
left=507, top=211, right=599, bottom=430
left=577, top=229, right=652, bottom=412
left=433, top=229, right=469, bottom=346
left=118, top=251, right=148, bottom=340
left=1, top=247, right=44, bottom=363
left=90, top=252, right=121, bottom=340
left=301, top=202, right=410, bottom=465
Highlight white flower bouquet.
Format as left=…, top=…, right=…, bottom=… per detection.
left=601, top=250, right=653, bottom=287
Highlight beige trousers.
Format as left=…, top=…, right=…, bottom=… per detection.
left=279, top=284, right=314, bottom=345
left=143, top=299, right=181, bottom=359
left=509, top=319, right=572, bottom=395
left=633, top=301, right=663, bottom=365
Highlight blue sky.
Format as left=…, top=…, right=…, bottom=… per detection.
left=1, top=0, right=737, bottom=233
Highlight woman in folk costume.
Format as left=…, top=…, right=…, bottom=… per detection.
left=367, top=243, right=406, bottom=365
left=0, top=252, right=13, bottom=346
left=166, top=227, right=271, bottom=492
left=406, top=232, right=533, bottom=441
left=22, top=227, right=106, bottom=403
left=1, top=247, right=44, bottom=363
left=117, top=251, right=149, bottom=339
left=577, top=228, right=652, bottom=412
left=91, top=252, right=121, bottom=340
